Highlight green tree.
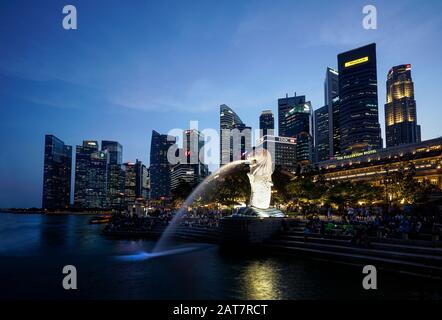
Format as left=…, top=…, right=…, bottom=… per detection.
left=207, top=163, right=250, bottom=206
left=383, top=162, right=418, bottom=205
left=171, top=179, right=194, bottom=204
left=271, top=166, right=293, bottom=204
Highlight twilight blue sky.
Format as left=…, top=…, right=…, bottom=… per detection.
left=1, top=0, right=442, bottom=207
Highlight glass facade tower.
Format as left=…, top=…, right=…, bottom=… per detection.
left=102, top=141, right=124, bottom=210
left=42, top=135, right=72, bottom=209
left=149, top=130, right=176, bottom=200
left=283, top=98, right=313, bottom=164
left=220, top=104, right=251, bottom=165
left=314, top=105, right=330, bottom=162
left=278, top=94, right=306, bottom=137
left=324, top=67, right=339, bottom=157
left=259, top=110, right=274, bottom=138
left=74, top=141, right=108, bottom=209
left=337, top=43, right=382, bottom=154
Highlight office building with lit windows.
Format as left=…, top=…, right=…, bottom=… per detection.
left=314, top=105, right=330, bottom=162
left=259, top=110, right=274, bottom=138
left=42, top=135, right=72, bottom=209
left=122, top=161, right=138, bottom=207
left=256, top=135, right=297, bottom=171
left=324, top=67, right=339, bottom=158
left=220, top=104, right=252, bottom=164
left=338, top=43, right=382, bottom=154
left=102, top=140, right=124, bottom=209
left=149, top=130, right=176, bottom=200
left=282, top=97, right=313, bottom=164
left=171, top=129, right=209, bottom=191
left=142, top=165, right=150, bottom=200
left=331, top=96, right=341, bottom=157
left=385, top=64, right=421, bottom=147
left=74, top=140, right=108, bottom=209
left=278, top=94, right=306, bottom=137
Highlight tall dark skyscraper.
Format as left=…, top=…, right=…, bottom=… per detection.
left=122, top=160, right=138, bottom=207
left=74, top=141, right=108, bottom=209
left=385, top=64, right=421, bottom=147
left=42, top=135, right=72, bottom=209
left=259, top=110, right=274, bottom=137
left=219, top=104, right=251, bottom=165
left=331, top=96, right=341, bottom=157
left=324, top=67, right=339, bottom=108
left=149, top=130, right=176, bottom=200
left=102, top=141, right=122, bottom=165
left=280, top=96, right=313, bottom=164
left=314, top=105, right=330, bottom=162
left=122, top=159, right=147, bottom=207
left=278, top=94, right=306, bottom=137
left=123, top=161, right=137, bottom=207
left=102, top=141, right=124, bottom=209
left=134, top=160, right=145, bottom=199
left=324, top=67, right=339, bottom=157
left=338, top=43, right=382, bottom=154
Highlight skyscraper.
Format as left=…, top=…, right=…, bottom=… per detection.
left=259, top=110, right=274, bottom=137
left=331, top=96, right=341, bottom=157
left=183, top=129, right=209, bottom=182
left=122, top=159, right=147, bottom=207
left=102, top=140, right=122, bottom=165
left=171, top=129, right=209, bottom=191
left=385, top=64, right=421, bottom=147
left=122, top=161, right=137, bottom=207
left=219, top=104, right=252, bottom=165
left=149, top=130, right=176, bottom=200
left=324, top=67, right=339, bottom=157
left=141, top=165, right=150, bottom=200
left=314, top=105, right=330, bottom=162
left=102, top=141, right=124, bottom=210
left=256, top=135, right=297, bottom=171
left=278, top=94, right=306, bottom=137
left=324, top=67, right=339, bottom=108
left=283, top=98, right=313, bottom=164
left=74, top=141, right=108, bottom=209
left=338, top=43, right=382, bottom=154
left=42, top=135, right=72, bottom=209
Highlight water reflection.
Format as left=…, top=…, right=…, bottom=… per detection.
left=1, top=213, right=441, bottom=299
left=240, top=260, right=282, bottom=300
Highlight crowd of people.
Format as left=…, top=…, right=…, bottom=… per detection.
left=104, top=207, right=233, bottom=234
left=301, top=205, right=442, bottom=243
left=179, top=208, right=231, bottom=228
left=104, top=204, right=442, bottom=245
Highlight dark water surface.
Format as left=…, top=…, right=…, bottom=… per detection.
left=0, top=212, right=440, bottom=300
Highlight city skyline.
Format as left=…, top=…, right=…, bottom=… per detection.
left=2, top=0, right=442, bottom=207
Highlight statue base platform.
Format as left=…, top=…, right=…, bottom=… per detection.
left=234, top=206, right=285, bottom=218
left=220, top=207, right=286, bottom=245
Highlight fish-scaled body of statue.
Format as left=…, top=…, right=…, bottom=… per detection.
left=246, top=149, right=274, bottom=210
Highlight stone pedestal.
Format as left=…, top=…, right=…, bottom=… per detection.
left=220, top=216, right=284, bottom=245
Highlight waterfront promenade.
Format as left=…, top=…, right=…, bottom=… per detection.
left=102, top=211, right=442, bottom=279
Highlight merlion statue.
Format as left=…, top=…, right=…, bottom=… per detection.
left=247, top=148, right=274, bottom=210
left=235, top=148, right=285, bottom=218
